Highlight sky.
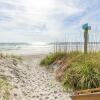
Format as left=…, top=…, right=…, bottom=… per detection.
left=0, top=0, right=100, bottom=43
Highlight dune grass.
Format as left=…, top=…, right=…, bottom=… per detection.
left=0, top=53, right=23, bottom=61
left=0, top=75, right=12, bottom=100
left=40, top=51, right=100, bottom=91
left=62, top=52, right=100, bottom=91
left=40, top=51, right=80, bottom=67
left=10, top=54, right=23, bottom=61
left=40, top=52, right=66, bottom=67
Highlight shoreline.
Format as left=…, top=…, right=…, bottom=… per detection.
left=0, top=49, right=51, bottom=56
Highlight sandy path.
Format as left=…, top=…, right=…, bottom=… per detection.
left=8, top=55, right=71, bottom=100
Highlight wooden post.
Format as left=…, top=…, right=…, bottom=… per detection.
left=84, top=29, right=88, bottom=53
left=82, top=23, right=91, bottom=54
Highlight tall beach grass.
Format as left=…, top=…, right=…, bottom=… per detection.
left=40, top=51, right=100, bottom=91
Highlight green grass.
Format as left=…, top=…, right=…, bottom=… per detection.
left=0, top=75, right=12, bottom=100
left=40, top=52, right=66, bottom=67
left=40, top=51, right=80, bottom=67
left=62, top=52, right=100, bottom=91
left=40, top=51, right=100, bottom=91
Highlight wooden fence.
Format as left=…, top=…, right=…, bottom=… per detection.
left=53, top=42, right=100, bottom=53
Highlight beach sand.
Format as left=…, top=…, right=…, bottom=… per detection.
left=0, top=54, right=71, bottom=100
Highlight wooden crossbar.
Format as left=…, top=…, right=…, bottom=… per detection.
left=75, top=88, right=100, bottom=95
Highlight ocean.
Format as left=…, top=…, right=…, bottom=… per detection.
left=0, top=42, right=53, bottom=55
left=0, top=42, right=99, bottom=55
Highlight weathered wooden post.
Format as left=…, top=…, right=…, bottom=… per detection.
left=82, top=23, right=91, bottom=53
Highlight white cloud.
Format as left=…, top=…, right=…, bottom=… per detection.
left=0, top=0, right=84, bottom=42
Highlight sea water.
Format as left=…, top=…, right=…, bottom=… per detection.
left=0, top=42, right=53, bottom=55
